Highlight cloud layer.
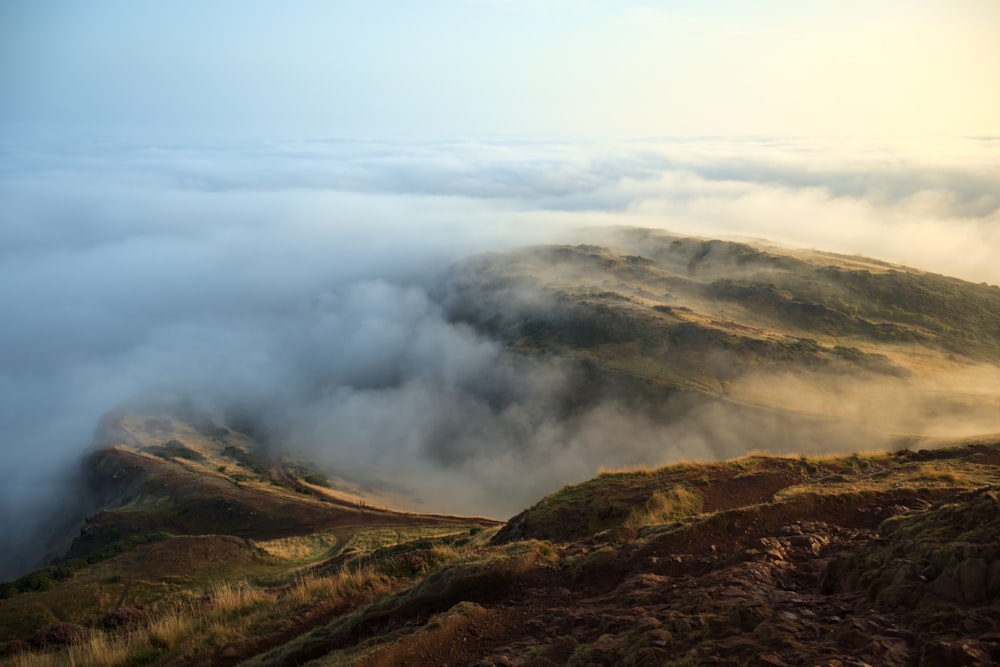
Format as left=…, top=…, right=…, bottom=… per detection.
left=1, top=135, right=999, bottom=578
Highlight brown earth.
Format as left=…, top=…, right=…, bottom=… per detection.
left=264, top=440, right=1000, bottom=666
left=5, top=440, right=1000, bottom=666
left=68, top=447, right=497, bottom=561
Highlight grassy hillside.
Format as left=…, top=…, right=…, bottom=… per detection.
left=4, top=438, right=998, bottom=665
left=443, top=230, right=1000, bottom=442
left=64, top=412, right=488, bottom=563
left=447, top=229, right=1000, bottom=364
left=0, top=409, right=497, bottom=665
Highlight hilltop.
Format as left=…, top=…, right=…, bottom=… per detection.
left=444, top=229, right=1000, bottom=444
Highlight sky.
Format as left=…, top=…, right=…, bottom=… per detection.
left=2, top=0, right=999, bottom=139
left=1, top=1, right=999, bottom=578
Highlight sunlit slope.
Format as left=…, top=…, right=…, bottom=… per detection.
left=494, top=437, right=1000, bottom=545
left=69, top=411, right=498, bottom=562
left=4, top=436, right=999, bottom=665
left=444, top=229, right=1000, bottom=440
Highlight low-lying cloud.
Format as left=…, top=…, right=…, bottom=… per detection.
left=2, top=135, right=999, bottom=579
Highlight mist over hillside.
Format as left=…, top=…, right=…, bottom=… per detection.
left=2, top=137, right=1000, bottom=580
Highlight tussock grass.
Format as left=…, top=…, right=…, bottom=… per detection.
left=597, top=460, right=706, bottom=478
left=288, top=566, right=392, bottom=607
left=597, top=464, right=657, bottom=477
left=7, top=652, right=58, bottom=667
left=66, top=634, right=135, bottom=665
left=623, top=486, right=702, bottom=529
left=797, top=450, right=890, bottom=465
left=5, top=563, right=396, bottom=667
left=340, top=526, right=474, bottom=554
left=8, top=632, right=147, bottom=667
left=147, top=609, right=196, bottom=648
left=208, top=579, right=268, bottom=613
left=425, top=544, right=465, bottom=568
left=254, top=533, right=339, bottom=561
left=912, top=465, right=973, bottom=485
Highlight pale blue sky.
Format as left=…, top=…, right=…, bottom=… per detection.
left=3, top=0, right=998, bottom=140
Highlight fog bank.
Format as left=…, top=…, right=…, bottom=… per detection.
left=2, top=135, right=999, bottom=578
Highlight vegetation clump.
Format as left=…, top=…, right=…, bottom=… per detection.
left=623, top=485, right=702, bottom=529
left=147, top=439, right=205, bottom=462
left=221, top=445, right=271, bottom=475
left=0, top=560, right=88, bottom=599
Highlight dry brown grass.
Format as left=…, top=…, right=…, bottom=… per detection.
left=911, top=464, right=973, bottom=485
left=208, top=579, right=268, bottom=613
left=65, top=634, right=135, bottom=666
left=3, top=563, right=397, bottom=667
left=254, top=533, right=339, bottom=561
left=147, top=608, right=196, bottom=649
left=6, top=632, right=146, bottom=667
left=287, top=565, right=392, bottom=608
left=6, top=652, right=58, bottom=667
left=623, top=486, right=702, bottom=529
left=597, top=464, right=658, bottom=477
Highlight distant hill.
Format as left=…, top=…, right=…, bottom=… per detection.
left=68, top=411, right=490, bottom=563
left=443, top=228, right=1000, bottom=444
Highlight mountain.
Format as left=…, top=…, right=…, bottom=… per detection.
left=2, top=229, right=999, bottom=665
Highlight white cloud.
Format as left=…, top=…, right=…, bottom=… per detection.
left=1, top=135, right=998, bottom=578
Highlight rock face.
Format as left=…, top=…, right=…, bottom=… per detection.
left=826, top=487, right=1000, bottom=606
left=817, top=487, right=1000, bottom=665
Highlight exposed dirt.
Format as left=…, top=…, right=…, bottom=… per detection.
left=690, top=467, right=805, bottom=513
left=343, top=500, right=996, bottom=666
left=7, top=439, right=1000, bottom=666
left=291, top=443, right=1000, bottom=666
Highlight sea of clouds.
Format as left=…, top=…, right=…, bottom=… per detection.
left=1, top=135, right=998, bottom=578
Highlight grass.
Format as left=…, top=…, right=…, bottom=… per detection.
left=597, top=464, right=658, bottom=477
left=505, top=459, right=716, bottom=542
left=911, top=465, right=974, bottom=485
left=774, top=457, right=1000, bottom=502
left=207, top=579, right=268, bottom=614
left=7, top=629, right=153, bottom=667
left=11, top=395, right=999, bottom=665
left=3, top=562, right=396, bottom=667
left=344, top=528, right=498, bottom=580
left=246, top=539, right=558, bottom=667
left=623, top=486, right=702, bottom=529
left=287, top=566, right=393, bottom=608
left=146, top=609, right=195, bottom=649
left=338, top=526, right=482, bottom=555
left=254, top=532, right=340, bottom=562
left=147, top=439, right=206, bottom=462
left=507, top=439, right=1000, bottom=545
